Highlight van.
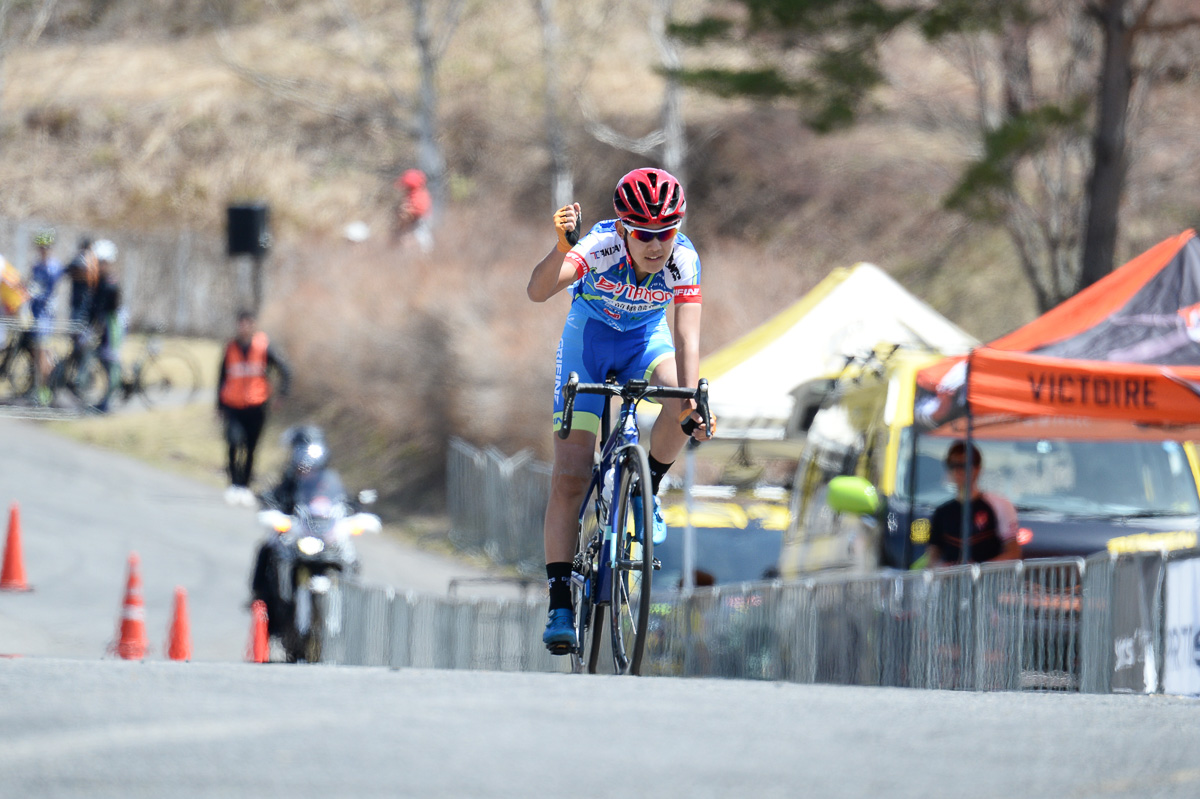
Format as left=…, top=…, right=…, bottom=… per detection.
left=782, top=345, right=1200, bottom=576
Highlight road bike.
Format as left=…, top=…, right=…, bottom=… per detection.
left=113, top=332, right=203, bottom=409
left=558, top=371, right=711, bottom=675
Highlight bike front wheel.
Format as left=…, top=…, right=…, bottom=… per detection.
left=64, top=354, right=109, bottom=408
left=608, top=446, right=654, bottom=675
left=5, top=345, right=36, bottom=398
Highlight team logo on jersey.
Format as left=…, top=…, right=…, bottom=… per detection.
left=593, top=275, right=672, bottom=305
left=591, top=245, right=621, bottom=259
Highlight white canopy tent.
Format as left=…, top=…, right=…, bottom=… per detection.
left=693, top=262, right=977, bottom=448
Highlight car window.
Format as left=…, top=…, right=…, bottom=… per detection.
left=897, top=435, right=1200, bottom=517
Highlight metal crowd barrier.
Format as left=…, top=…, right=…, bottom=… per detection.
left=319, top=583, right=567, bottom=673
left=314, top=549, right=1198, bottom=694
left=447, top=438, right=550, bottom=573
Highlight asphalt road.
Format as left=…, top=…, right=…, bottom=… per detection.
left=2, top=658, right=1199, bottom=799
left=0, top=416, right=521, bottom=661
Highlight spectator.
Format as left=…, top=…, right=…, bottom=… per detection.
left=217, top=310, right=291, bottom=507
left=392, top=168, right=433, bottom=252
left=926, top=441, right=1021, bottom=566
left=27, top=228, right=66, bottom=404
left=87, top=240, right=124, bottom=413
left=65, top=236, right=97, bottom=332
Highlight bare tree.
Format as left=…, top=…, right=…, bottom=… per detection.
left=1079, top=0, right=1200, bottom=290
left=580, top=0, right=688, bottom=184
left=533, top=0, right=573, bottom=210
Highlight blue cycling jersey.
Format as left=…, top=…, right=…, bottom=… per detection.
left=564, top=220, right=701, bottom=332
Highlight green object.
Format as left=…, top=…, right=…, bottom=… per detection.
left=827, top=475, right=880, bottom=516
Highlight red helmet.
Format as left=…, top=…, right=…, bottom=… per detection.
left=396, top=169, right=426, bottom=190
left=613, top=168, right=686, bottom=227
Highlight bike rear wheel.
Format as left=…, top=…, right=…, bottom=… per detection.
left=570, top=475, right=601, bottom=674
left=608, top=446, right=654, bottom=675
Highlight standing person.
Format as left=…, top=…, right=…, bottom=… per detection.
left=527, top=167, right=714, bottom=653
left=65, top=236, right=98, bottom=334
left=27, top=229, right=66, bottom=404
left=86, top=240, right=124, bottom=413
left=926, top=441, right=1022, bottom=567
left=217, top=310, right=291, bottom=507
left=392, top=168, right=433, bottom=252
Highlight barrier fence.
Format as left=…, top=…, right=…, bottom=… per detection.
left=317, top=548, right=1200, bottom=695
left=447, top=438, right=550, bottom=573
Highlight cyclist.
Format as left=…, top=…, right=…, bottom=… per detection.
left=27, top=228, right=65, bottom=404
left=527, top=167, right=714, bottom=653
left=86, top=240, right=124, bottom=413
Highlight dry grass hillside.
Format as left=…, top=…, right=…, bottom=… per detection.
left=4, top=1, right=1200, bottom=509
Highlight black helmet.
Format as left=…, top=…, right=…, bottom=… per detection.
left=283, top=425, right=329, bottom=477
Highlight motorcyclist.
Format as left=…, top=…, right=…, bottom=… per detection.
left=250, top=425, right=345, bottom=632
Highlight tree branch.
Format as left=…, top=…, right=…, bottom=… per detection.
left=1136, top=17, right=1200, bottom=35
left=577, top=91, right=666, bottom=155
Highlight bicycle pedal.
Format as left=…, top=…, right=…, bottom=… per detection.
left=546, top=642, right=574, bottom=656
left=652, top=558, right=661, bottom=570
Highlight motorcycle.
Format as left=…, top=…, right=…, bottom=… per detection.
left=256, top=471, right=380, bottom=663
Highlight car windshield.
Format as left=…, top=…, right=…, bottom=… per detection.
left=896, top=434, right=1200, bottom=518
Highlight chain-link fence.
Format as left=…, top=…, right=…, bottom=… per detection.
left=447, top=438, right=550, bottom=573
left=2, top=216, right=256, bottom=337
left=315, top=548, right=1200, bottom=695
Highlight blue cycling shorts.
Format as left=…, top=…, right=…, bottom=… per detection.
left=553, top=306, right=674, bottom=436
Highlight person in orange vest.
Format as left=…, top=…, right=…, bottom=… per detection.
left=217, top=309, right=291, bottom=507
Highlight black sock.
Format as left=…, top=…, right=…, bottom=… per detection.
left=546, top=562, right=572, bottom=611
left=648, top=456, right=673, bottom=495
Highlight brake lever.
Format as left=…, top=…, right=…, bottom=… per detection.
left=557, top=372, right=580, bottom=440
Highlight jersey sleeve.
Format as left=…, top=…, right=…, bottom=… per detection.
left=984, top=492, right=1019, bottom=541
left=668, top=241, right=702, bottom=304
left=565, top=250, right=589, bottom=281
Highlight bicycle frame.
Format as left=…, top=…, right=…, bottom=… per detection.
left=589, top=387, right=646, bottom=605
left=559, top=372, right=711, bottom=671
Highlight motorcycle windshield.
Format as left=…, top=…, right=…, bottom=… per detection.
left=295, top=470, right=347, bottom=507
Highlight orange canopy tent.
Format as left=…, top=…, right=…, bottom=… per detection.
left=914, top=230, right=1200, bottom=440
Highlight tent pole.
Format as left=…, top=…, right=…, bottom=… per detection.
left=960, top=352, right=974, bottom=565
left=682, top=438, right=697, bottom=592
left=905, top=426, right=918, bottom=569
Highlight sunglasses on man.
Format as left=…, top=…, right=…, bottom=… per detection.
left=623, top=223, right=680, bottom=243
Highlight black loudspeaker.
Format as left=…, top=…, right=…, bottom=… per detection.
left=227, top=204, right=271, bottom=257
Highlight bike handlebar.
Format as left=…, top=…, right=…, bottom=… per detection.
left=557, top=372, right=712, bottom=440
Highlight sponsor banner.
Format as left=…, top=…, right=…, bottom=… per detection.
left=1111, top=554, right=1163, bottom=694
left=1163, top=557, right=1200, bottom=697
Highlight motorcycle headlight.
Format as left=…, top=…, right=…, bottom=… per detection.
left=297, top=536, right=325, bottom=556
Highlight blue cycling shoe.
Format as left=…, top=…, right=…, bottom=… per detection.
left=632, top=493, right=667, bottom=545
left=542, top=608, right=577, bottom=655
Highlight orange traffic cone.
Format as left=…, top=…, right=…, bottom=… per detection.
left=1, top=503, right=32, bottom=592
left=113, top=553, right=148, bottom=660
left=166, top=586, right=192, bottom=662
left=248, top=599, right=269, bottom=663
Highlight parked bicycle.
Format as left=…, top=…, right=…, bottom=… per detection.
left=112, top=332, right=203, bottom=409
left=558, top=371, right=712, bottom=675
